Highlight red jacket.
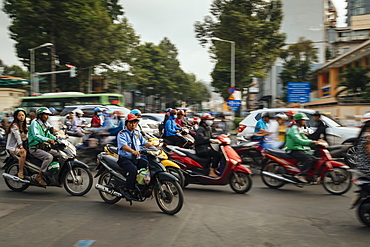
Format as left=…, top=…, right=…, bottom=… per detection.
left=91, top=115, right=101, bottom=128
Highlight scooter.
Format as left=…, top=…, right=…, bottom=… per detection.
left=233, top=136, right=263, bottom=172
left=2, top=138, right=93, bottom=196
left=95, top=145, right=184, bottom=215
left=166, top=134, right=253, bottom=194
left=351, top=171, right=370, bottom=227
left=260, top=141, right=352, bottom=195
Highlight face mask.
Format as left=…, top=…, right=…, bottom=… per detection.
left=97, top=113, right=102, bottom=116
left=205, top=120, right=213, bottom=126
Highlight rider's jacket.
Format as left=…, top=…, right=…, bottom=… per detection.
left=194, top=123, right=212, bottom=155
left=28, top=119, right=56, bottom=147
left=285, top=125, right=313, bottom=152
left=165, top=116, right=181, bottom=137
left=117, top=127, right=147, bottom=160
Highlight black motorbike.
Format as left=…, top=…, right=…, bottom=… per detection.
left=95, top=145, right=184, bottom=215
left=2, top=138, right=93, bottom=196
left=351, top=174, right=370, bottom=226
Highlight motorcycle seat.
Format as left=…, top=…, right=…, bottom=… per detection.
left=107, top=146, right=118, bottom=154
left=175, top=147, right=196, bottom=155
left=179, top=150, right=210, bottom=166
left=102, top=154, right=125, bottom=173
left=265, top=149, right=294, bottom=159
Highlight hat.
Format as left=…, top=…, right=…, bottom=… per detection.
left=126, top=113, right=139, bottom=122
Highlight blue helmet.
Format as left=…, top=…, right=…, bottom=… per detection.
left=130, top=109, right=142, bottom=116
left=94, top=107, right=102, bottom=113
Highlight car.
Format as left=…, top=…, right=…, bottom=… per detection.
left=237, top=108, right=360, bottom=146
left=142, top=113, right=166, bottom=123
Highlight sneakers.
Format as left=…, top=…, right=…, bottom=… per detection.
left=294, top=174, right=308, bottom=183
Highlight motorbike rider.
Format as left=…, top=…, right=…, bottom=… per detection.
left=308, top=111, right=327, bottom=141
left=285, top=113, right=320, bottom=183
left=91, top=107, right=103, bottom=128
left=117, top=113, right=154, bottom=200
left=286, top=110, right=297, bottom=129
left=164, top=109, right=183, bottom=146
left=253, top=112, right=272, bottom=149
left=355, top=112, right=370, bottom=175
left=28, top=107, right=58, bottom=186
left=64, top=112, right=74, bottom=131
left=195, top=113, right=221, bottom=178
left=6, top=108, right=28, bottom=179
left=72, top=109, right=88, bottom=137
left=175, top=110, right=186, bottom=127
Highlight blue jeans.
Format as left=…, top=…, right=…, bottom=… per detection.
left=117, top=155, right=148, bottom=190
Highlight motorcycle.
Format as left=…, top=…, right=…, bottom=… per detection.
left=95, top=145, right=184, bottom=215
left=351, top=172, right=370, bottom=227
left=2, top=138, right=93, bottom=196
left=104, top=135, right=186, bottom=188
left=233, top=136, right=263, bottom=172
left=327, top=143, right=356, bottom=168
left=260, top=141, right=352, bottom=195
left=166, top=134, right=253, bottom=194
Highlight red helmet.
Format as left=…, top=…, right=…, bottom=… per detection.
left=285, top=110, right=297, bottom=116
left=200, top=113, right=214, bottom=120
left=170, top=109, right=177, bottom=114
left=126, top=113, right=139, bottom=122
left=177, top=110, right=184, bottom=115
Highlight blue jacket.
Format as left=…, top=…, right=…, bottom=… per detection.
left=165, top=116, right=181, bottom=136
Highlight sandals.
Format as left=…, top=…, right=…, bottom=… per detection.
left=35, top=175, right=47, bottom=186
left=17, top=172, right=24, bottom=179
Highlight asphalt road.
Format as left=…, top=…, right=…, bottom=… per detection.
left=0, top=164, right=369, bottom=247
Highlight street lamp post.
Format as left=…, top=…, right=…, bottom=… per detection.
left=211, top=37, right=235, bottom=88
left=29, top=42, right=53, bottom=94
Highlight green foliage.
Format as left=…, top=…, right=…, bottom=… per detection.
left=195, top=0, right=286, bottom=101
left=336, top=66, right=370, bottom=97
left=232, top=117, right=243, bottom=129
left=279, top=37, right=318, bottom=100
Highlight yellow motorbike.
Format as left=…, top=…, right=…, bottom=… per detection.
left=104, top=137, right=185, bottom=188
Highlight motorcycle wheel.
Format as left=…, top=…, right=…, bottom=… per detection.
left=322, top=168, right=352, bottom=195
left=344, top=146, right=357, bottom=168
left=0, top=146, right=7, bottom=156
left=4, top=163, right=29, bottom=192
left=63, top=166, right=93, bottom=196
left=155, top=180, right=184, bottom=215
left=261, top=162, right=286, bottom=189
left=97, top=171, right=121, bottom=204
left=357, top=199, right=370, bottom=227
left=166, top=167, right=185, bottom=188
left=229, top=172, right=252, bottom=194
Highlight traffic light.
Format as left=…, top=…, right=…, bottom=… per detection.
left=67, top=65, right=77, bottom=77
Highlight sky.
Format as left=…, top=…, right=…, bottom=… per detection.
left=0, top=0, right=347, bottom=83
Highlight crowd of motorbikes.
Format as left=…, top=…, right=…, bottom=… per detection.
left=1, top=115, right=370, bottom=225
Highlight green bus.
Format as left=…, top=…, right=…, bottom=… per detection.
left=20, top=92, right=124, bottom=112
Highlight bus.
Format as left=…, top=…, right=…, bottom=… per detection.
left=20, top=92, right=124, bottom=112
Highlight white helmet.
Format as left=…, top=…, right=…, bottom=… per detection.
left=362, top=112, right=370, bottom=123
left=74, top=109, right=84, bottom=116
left=275, top=113, right=288, bottom=121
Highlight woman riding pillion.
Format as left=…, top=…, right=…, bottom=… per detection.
left=285, top=112, right=319, bottom=183
left=117, top=113, right=154, bottom=201
left=28, top=107, right=58, bottom=186
left=164, top=109, right=183, bottom=146
left=6, top=108, right=28, bottom=179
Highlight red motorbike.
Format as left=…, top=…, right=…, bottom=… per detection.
left=260, top=141, right=352, bottom=195
left=166, top=134, right=252, bottom=194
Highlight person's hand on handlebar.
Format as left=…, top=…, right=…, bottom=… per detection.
left=48, top=139, right=55, bottom=144
left=132, top=150, right=140, bottom=158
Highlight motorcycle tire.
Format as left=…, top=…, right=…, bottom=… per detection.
left=261, top=162, right=286, bottom=189
left=155, top=179, right=184, bottom=215
left=344, top=146, right=357, bottom=168
left=357, top=198, right=370, bottom=227
left=322, top=168, right=352, bottom=195
left=4, top=163, right=29, bottom=192
left=166, top=167, right=185, bottom=188
left=62, top=166, right=93, bottom=196
left=97, top=170, right=121, bottom=204
left=0, top=146, right=7, bottom=156
left=229, top=172, right=252, bottom=194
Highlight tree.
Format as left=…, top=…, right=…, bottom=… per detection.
left=195, top=0, right=285, bottom=101
left=336, top=66, right=370, bottom=98
left=3, top=0, right=127, bottom=92
left=279, top=37, right=318, bottom=101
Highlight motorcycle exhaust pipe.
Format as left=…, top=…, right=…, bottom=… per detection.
left=262, top=171, right=297, bottom=184
left=95, top=184, right=122, bottom=197
left=2, top=173, right=30, bottom=183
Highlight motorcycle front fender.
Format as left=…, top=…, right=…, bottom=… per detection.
left=233, top=164, right=252, bottom=174
left=161, top=159, right=181, bottom=169
left=157, top=172, right=179, bottom=183
left=70, top=160, right=90, bottom=169
left=320, top=160, right=350, bottom=177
